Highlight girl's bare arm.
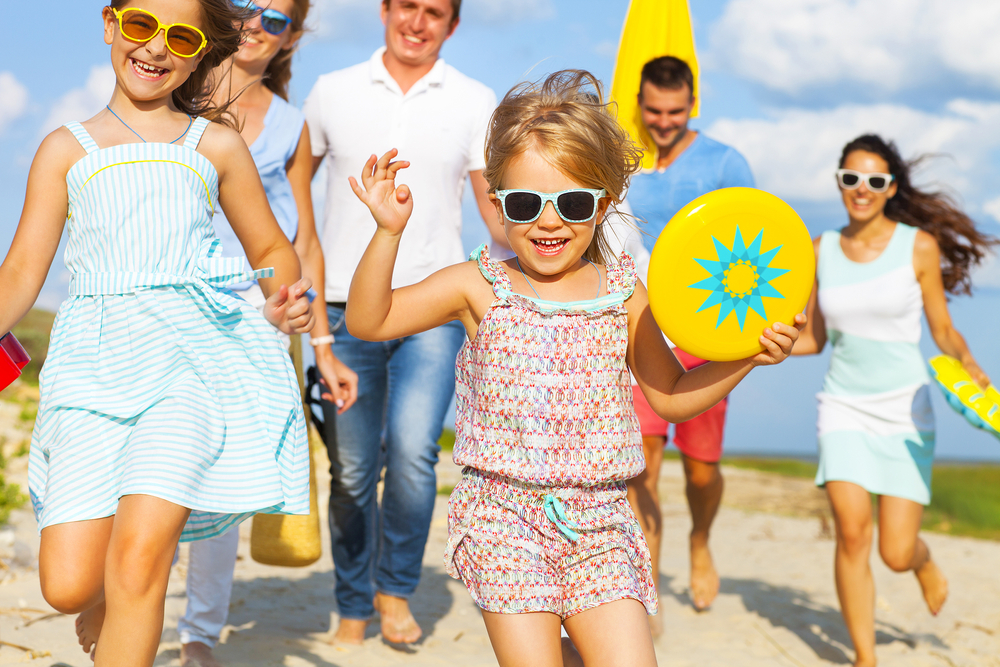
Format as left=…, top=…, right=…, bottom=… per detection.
left=915, top=229, right=990, bottom=387
left=345, top=150, right=478, bottom=341
left=0, top=129, right=80, bottom=334
left=204, top=123, right=304, bottom=296
left=626, top=279, right=804, bottom=423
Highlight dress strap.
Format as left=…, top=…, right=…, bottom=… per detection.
left=183, top=117, right=211, bottom=150
left=64, top=122, right=100, bottom=154
left=470, top=244, right=513, bottom=297
left=606, top=251, right=638, bottom=299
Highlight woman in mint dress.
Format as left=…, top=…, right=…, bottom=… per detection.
left=794, top=134, right=995, bottom=667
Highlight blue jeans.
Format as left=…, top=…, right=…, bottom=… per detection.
left=322, top=304, right=465, bottom=620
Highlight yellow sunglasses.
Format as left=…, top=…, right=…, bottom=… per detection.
left=112, top=7, right=208, bottom=58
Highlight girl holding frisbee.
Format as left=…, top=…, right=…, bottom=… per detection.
left=794, top=134, right=996, bottom=667
left=0, top=1, right=314, bottom=664
left=345, top=70, right=804, bottom=667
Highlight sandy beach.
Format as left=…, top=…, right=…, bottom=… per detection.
left=2, top=423, right=1000, bottom=666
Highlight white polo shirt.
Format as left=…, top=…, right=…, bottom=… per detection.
left=304, top=47, right=497, bottom=301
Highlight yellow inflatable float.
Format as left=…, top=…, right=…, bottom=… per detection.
left=646, top=188, right=815, bottom=361
left=610, top=0, right=699, bottom=171
left=928, top=355, right=1000, bottom=440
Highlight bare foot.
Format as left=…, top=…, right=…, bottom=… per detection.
left=374, top=591, right=422, bottom=644
left=915, top=558, right=948, bottom=615
left=75, top=602, right=106, bottom=656
left=647, top=611, right=663, bottom=637
left=690, top=536, right=719, bottom=611
left=181, top=641, right=222, bottom=667
left=330, top=618, right=368, bottom=645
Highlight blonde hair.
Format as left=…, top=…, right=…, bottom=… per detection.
left=484, top=70, right=643, bottom=264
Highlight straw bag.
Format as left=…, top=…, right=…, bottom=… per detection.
left=250, top=335, right=323, bottom=567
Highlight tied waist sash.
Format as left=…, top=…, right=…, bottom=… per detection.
left=69, top=240, right=273, bottom=296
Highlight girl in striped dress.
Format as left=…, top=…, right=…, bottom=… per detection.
left=794, top=135, right=996, bottom=667
left=345, top=70, right=805, bottom=667
left=0, top=1, right=314, bottom=664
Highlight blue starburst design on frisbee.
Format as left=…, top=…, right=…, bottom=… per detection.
left=689, top=227, right=789, bottom=330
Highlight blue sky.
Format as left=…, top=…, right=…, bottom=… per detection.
left=1, top=0, right=999, bottom=459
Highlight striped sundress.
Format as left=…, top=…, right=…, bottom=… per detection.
left=27, top=118, right=309, bottom=541
left=815, top=223, right=935, bottom=504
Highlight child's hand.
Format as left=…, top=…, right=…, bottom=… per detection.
left=348, top=149, right=412, bottom=236
left=750, top=313, right=807, bottom=367
left=264, top=278, right=315, bottom=335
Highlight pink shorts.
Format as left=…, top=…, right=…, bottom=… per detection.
left=444, top=470, right=658, bottom=619
left=632, top=349, right=727, bottom=463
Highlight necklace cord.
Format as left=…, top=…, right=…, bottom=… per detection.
left=106, top=105, right=193, bottom=144
left=513, top=256, right=602, bottom=301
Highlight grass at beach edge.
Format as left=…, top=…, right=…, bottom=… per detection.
left=723, top=455, right=1000, bottom=542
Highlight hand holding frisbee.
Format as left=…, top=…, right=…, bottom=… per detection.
left=928, top=355, right=1000, bottom=440
left=0, top=333, right=30, bottom=391
left=647, top=188, right=815, bottom=362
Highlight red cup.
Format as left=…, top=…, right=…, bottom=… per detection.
left=0, top=333, right=30, bottom=390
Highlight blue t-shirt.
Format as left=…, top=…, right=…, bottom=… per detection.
left=212, top=95, right=305, bottom=289
left=627, top=133, right=755, bottom=254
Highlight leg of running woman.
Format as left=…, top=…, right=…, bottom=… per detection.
left=877, top=495, right=948, bottom=615
left=826, top=481, right=876, bottom=667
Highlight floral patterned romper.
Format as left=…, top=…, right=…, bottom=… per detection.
left=444, top=245, right=657, bottom=618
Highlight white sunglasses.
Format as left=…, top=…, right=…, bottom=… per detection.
left=836, top=169, right=895, bottom=193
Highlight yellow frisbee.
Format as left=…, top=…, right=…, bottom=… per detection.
left=647, top=188, right=815, bottom=361
left=928, top=355, right=1000, bottom=440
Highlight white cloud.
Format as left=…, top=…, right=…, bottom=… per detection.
left=972, top=252, right=1000, bottom=290
left=706, top=100, right=1000, bottom=203
left=307, top=0, right=381, bottom=39
left=0, top=72, right=29, bottom=134
left=463, top=0, right=555, bottom=23
left=709, top=0, right=1000, bottom=95
left=40, top=65, right=116, bottom=135
left=308, top=0, right=554, bottom=39
left=983, top=196, right=1000, bottom=225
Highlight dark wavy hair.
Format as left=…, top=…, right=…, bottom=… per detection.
left=107, top=0, right=254, bottom=127
left=262, top=0, right=310, bottom=101
left=840, top=134, right=998, bottom=295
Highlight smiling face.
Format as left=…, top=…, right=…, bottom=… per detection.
left=234, top=0, right=298, bottom=72
left=638, top=81, right=695, bottom=155
left=493, top=145, right=609, bottom=281
left=838, top=150, right=898, bottom=225
left=381, top=0, right=457, bottom=69
left=103, top=0, right=209, bottom=106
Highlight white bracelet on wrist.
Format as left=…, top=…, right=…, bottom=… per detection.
left=309, top=335, right=335, bottom=347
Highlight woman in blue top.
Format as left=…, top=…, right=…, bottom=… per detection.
left=794, top=135, right=995, bottom=667
left=174, top=3, right=358, bottom=666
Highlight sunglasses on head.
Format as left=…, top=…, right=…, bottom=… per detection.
left=496, top=188, right=607, bottom=224
left=836, top=169, right=895, bottom=193
left=233, top=0, right=293, bottom=35
left=113, top=7, right=208, bottom=57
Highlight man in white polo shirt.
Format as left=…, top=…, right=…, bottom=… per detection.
left=304, top=0, right=498, bottom=646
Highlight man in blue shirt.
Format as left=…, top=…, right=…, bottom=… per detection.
left=624, top=56, right=755, bottom=625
